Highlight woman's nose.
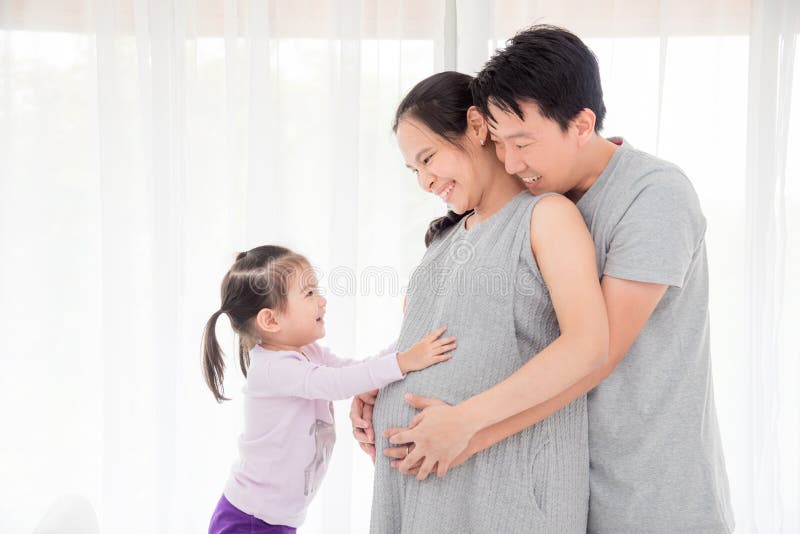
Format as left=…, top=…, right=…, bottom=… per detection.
left=417, top=170, right=436, bottom=192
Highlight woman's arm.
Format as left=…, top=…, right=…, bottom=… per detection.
left=463, top=277, right=667, bottom=457
left=386, top=249, right=670, bottom=477
left=389, top=195, right=609, bottom=479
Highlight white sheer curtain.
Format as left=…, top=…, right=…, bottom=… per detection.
left=1, top=1, right=797, bottom=533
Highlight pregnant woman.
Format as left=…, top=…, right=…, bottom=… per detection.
left=369, top=71, right=608, bottom=533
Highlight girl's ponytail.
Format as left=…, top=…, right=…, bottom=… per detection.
left=203, top=309, right=229, bottom=403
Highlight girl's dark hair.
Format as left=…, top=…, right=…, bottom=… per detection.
left=202, top=245, right=308, bottom=402
left=471, top=24, right=606, bottom=132
left=393, top=71, right=476, bottom=247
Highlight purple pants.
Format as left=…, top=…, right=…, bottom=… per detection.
left=209, top=494, right=297, bottom=534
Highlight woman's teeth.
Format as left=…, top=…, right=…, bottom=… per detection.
left=439, top=182, right=455, bottom=199
left=521, top=176, right=541, bottom=184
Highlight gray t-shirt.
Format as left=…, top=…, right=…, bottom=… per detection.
left=577, top=138, right=734, bottom=533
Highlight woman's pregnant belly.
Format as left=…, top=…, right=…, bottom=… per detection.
left=373, top=334, right=523, bottom=436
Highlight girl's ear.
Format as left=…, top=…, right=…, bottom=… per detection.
left=256, top=308, right=281, bottom=333
left=466, top=105, right=489, bottom=146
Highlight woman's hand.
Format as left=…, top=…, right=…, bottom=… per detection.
left=383, top=394, right=481, bottom=476
left=384, top=436, right=477, bottom=477
left=384, top=393, right=481, bottom=480
left=350, top=389, right=378, bottom=462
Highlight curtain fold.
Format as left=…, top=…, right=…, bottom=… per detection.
left=744, top=1, right=798, bottom=531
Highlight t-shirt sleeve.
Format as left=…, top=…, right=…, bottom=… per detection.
left=604, top=170, right=706, bottom=288
left=263, top=351, right=403, bottom=400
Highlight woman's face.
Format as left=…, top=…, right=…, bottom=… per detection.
left=395, top=116, right=482, bottom=215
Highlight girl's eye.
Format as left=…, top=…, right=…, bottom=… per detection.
left=516, top=144, right=530, bottom=149
left=422, top=153, right=434, bottom=165
left=306, top=290, right=315, bottom=297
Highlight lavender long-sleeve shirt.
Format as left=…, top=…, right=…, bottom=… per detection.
left=223, top=341, right=402, bottom=528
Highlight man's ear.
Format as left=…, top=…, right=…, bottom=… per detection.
left=256, top=308, right=281, bottom=333
left=571, top=108, right=597, bottom=147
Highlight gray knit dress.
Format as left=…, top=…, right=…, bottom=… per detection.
left=370, top=191, right=589, bottom=533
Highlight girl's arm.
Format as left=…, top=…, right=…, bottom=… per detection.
left=314, top=341, right=399, bottom=368
left=389, top=195, right=609, bottom=479
left=264, top=351, right=404, bottom=401
left=267, top=329, right=454, bottom=401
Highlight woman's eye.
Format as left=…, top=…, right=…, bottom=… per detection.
left=306, top=290, right=315, bottom=297
left=422, top=154, right=434, bottom=165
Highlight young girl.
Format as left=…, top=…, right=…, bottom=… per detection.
left=202, top=245, right=455, bottom=533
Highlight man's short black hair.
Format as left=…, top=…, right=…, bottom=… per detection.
left=471, top=25, right=606, bottom=132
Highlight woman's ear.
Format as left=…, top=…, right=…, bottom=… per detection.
left=466, top=106, right=489, bottom=146
left=256, top=308, right=281, bottom=333
left=571, top=108, right=597, bottom=147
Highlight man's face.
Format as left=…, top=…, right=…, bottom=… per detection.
left=487, top=100, right=582, bottom=196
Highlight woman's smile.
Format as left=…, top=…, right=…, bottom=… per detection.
left=435, top=180, right=456, bottom=203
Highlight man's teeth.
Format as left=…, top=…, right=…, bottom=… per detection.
left=521, top=176, right=541, bottom=184
left=439, top=182, right=455, bottom=199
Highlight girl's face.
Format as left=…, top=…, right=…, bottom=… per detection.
left=395, top=116, right=484, bottom=215
left=273, top=264, right=327, bottom=347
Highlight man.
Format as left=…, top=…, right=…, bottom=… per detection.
left=353, top=25, right=733, bottom=533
